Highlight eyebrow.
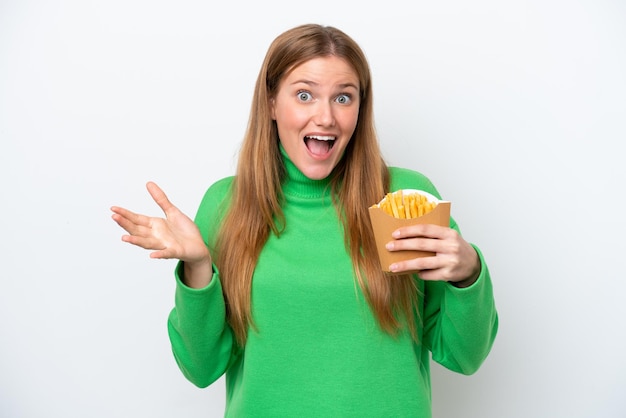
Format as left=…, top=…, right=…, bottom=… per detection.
left=290, top=80, right=359, bottom=90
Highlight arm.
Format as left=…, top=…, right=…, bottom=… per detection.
left=167, top=263, right=237, bottom=387
left=422, top=245, right=498, bottom=375
left=112, top=179, right=239, bottom=385
left=167, top=177, right=239, bottom=386
left=385, top=168, right=498, bottom=373
left=389, top=217, right=498, bottom=373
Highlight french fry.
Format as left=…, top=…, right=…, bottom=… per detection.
left=404, top=197, right=411, bottom=219
left=389, top=192, right=400, bottom=218
left=371, top=190, right=438, bottom=219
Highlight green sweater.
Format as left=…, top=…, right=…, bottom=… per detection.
left=167, top=154, right=498, bottom=417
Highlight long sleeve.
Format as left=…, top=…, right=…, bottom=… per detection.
left=167, top=266, right=237, bottom=387
left=167, top=176, right=238, bottom=387
left=389, top=166, right=498, bottom=375
left=422, top=245, right=498, bottom=375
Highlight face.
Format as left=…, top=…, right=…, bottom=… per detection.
left=271, top=56, right=360, bottom=180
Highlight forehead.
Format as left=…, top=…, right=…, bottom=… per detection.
left=282, top=56, right=359, bottom=88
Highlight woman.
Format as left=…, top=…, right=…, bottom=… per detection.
left=111, top=23, right=498, bottom=417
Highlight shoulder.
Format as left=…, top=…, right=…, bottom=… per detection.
left=388, top=166, right=441, bottom=199
left=194, top=176, right=235, bottom=244
left=196, top=176, right=235, bottom=216
left=202, top=176, right=234, bottom=204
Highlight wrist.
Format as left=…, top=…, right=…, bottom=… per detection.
left=450, top=246, right=481, bottom=288
left=450, top=271, right=478, bottom=288
left=182, top=256, right=213, bottom=289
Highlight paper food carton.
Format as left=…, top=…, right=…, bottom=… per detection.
left=368, top=189, right=451, bottom=273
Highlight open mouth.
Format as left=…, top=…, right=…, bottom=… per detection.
left=304, top=135, right=336, bottom=156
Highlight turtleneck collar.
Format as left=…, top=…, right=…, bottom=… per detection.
left=280, top=144, right=333, bottom=199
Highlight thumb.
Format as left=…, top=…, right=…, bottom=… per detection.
left=146, top=181, right=175, bottom=214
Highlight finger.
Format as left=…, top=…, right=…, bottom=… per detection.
left=111, top=206, right=137, bottom=221
left=111, top=206, right=153, bottom=228
left=389, top=255, right=438, bottom=275
left=413, top=268, right=445, bottom=282
left=389, top=254, right=448, bottom=277
left=385, top=237, right=442, bottom=253
left=111, top=212, right=152, bottom=236
left=121, top=233, right=166, bottom=251
left=149, top=248, right=176, bottom=259
left=391, top=223, right=448, bottom=239
left=146, top=182, right=176, bottom=214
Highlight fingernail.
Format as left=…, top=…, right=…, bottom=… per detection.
left=389, top=264, right=398, bottom=272
left=385, top=242, right=394, bottom=250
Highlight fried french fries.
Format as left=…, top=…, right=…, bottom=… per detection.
left=371, top=190, right=437, bottom=219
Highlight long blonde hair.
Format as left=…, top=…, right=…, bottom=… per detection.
left=215, top=24, right=418, bottom=346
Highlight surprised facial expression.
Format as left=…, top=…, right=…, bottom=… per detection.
left=271, top=56, right=360, bottom=180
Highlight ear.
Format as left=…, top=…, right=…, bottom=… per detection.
left=269, top=97, right=276, bottom=120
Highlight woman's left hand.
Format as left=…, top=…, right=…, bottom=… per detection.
left=385, top=224, right=480, bottom=287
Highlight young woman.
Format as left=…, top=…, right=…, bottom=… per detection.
left=111, top=23, right=498, bottom=417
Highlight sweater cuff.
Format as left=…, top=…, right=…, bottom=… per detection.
left=174, top=260, right=219, bottom=293
left=447, top=244, right=488, bottom=292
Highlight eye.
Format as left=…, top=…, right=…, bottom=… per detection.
left=297, top=90, right=312, bottom=102
left=335, top=94, right=352, bottom=105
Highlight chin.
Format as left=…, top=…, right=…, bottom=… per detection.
left=301, top=166, right=334, bottom=180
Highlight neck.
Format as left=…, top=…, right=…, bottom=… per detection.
left=280, top=145, right=332, bottom=199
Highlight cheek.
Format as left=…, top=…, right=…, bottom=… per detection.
left=276, top=106, right=308, bottom=132
left=340, top=109, right=360, bottom=133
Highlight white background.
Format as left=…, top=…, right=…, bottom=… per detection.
left=1, top=0, right=625, bottom=417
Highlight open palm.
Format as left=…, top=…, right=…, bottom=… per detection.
left=111, top=182, right=210, bottom=264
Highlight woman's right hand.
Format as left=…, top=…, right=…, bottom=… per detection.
left=111, top=182, right=213, bottom=288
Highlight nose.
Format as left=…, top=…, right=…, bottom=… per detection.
left=313, top=101, right=336, bottom=127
